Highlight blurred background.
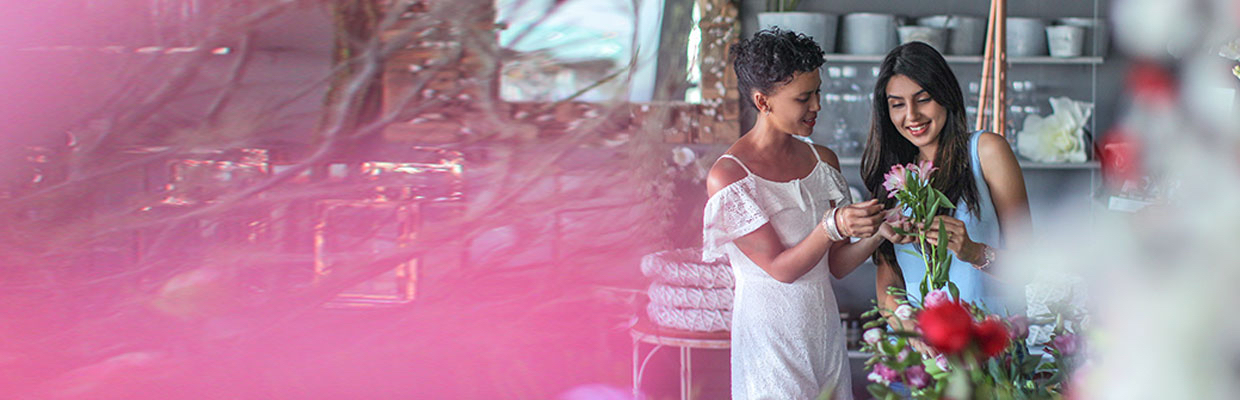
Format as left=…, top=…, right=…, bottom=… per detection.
left=0, top=0, right=1236, bottom=399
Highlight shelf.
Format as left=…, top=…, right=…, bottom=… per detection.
left=848, top=350, right=872, bottom=359
left=824, top=53, right=1104, bottom=65
left=836, top=157, right=1100, bottom=170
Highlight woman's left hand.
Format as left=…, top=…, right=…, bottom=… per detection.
left=921, top=215, right=983, bottom=264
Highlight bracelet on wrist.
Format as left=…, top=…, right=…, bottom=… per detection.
left=973, top=243, right=996, bottom=270
left=821, top=207, right=845, bottom=241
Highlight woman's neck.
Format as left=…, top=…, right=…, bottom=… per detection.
left=917, top=142, right=940, bottom=163
left=747, top=117, right=799, bottom=154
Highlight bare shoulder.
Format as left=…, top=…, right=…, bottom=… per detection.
left=974, top=131, right=1024, bottom=182
left=707, top=155, right=749, bottom=197
left=812, top=144, right=842, bottom=171
left=976, top=132, right=1019, bottom=169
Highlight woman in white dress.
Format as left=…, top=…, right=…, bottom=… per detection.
left=702, top=29, right=914, bottom=399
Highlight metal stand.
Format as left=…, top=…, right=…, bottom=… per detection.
left=630, top=318, right=729, bottom=400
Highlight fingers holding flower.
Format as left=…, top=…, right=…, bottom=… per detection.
left=921, top=215, right=976, bottom=256
left=835, top=199, right=885, bottom=238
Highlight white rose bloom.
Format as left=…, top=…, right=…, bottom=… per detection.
left=894, top=304, right=915, bottom=320
left=864, top=328, right=883, bottom=344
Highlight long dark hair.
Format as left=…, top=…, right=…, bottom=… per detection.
left=861, top=42, right=980, bottom=262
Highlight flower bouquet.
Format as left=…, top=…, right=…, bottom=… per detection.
left=859, top=162, right=1081, bottom=399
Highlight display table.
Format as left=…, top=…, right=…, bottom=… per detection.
left=630, top=317, right=730, bottom=400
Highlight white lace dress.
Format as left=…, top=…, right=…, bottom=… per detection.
left=702, top=144, right=854, bottom=400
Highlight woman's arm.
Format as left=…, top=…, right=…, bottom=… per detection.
left=924, top=133, right=1032, bottom=271
left=814, top=144, right=908, bottom=279
left=876, top=255, right=934, bottom=355
left=707, top=150, right=884, bottom=283
left=976, top=132, right=1033, bottom=250
left=967, top=132, right=1033, bottom=272
left=875, top=255, right=910, bottom=328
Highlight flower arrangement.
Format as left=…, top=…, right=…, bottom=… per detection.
left=860, top=162, right=1084, bottom=399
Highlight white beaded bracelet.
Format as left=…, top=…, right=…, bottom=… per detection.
left=821, top=207, right=845, bottom=241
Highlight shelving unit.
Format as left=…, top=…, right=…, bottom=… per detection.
left=837, top=157, right=1100, bottom=170
left=825, top=53, right=1104, bottom=65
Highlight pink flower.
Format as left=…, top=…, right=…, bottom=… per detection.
left=868, top=363, right=900, bottom=385
left=1052, top=333, right=1079, bottom=356
left=882, top=164, right=908, bottom=198
left=884, top=208, right=909, bottom=226
left=894, top=304, right=915, bottom=320
left=905, top=364, right=931, bottom=389
left=923, top=289, right=951, bottom=308
left=913, top=159, right=937, bottom=178
left=864, top=328, right=883, bottom=345
left=1006, top=315, right=1030, bottom=340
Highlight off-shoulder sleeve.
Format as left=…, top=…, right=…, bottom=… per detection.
left=701, top=178, right=768, bottom=262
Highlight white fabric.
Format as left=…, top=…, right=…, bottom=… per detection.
left=647, top=282, right=734, bottom=310
left=640, top=248, right=734, bottom=288
left=701, top=144, right=855, bottom=400
left=646, top=303, right=732, bottom=332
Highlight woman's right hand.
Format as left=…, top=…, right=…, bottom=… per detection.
left=835, top=199, right=885, bottom=238
left=878, top=217, right=917, bottom=245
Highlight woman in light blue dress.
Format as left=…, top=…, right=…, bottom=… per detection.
left=860, top=42, right=1033, bottom=352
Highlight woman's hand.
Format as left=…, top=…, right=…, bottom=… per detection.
left=922, top=215, right=984, bottom=265
left=878, top=212, right=917, bottom=245
left=835, top=199, right=885, bottom=238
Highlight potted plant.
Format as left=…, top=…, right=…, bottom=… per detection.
left=756, top=0, right=837, bottom=53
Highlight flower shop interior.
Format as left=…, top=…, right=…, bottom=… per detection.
left=2, top=0, right=1238, bottom=399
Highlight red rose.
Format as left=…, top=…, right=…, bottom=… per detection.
left=917, top=301, right=974, bottom=355
left=974, top=318, right=1011, bottom=359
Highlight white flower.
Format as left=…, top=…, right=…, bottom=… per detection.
left=867, top=370, right=890, bottom=385
left=894, top=304, right=915, bottom=320
left=671, top=146, right=696, bottom=168
left=864, top=328, right=883, bottom=345
left=1017, top=97, right=1093, bottom=163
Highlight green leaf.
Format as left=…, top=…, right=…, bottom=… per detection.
left=936, top=189, right=956, bottom=209
left=923, top=357, right=949, bottom=379
left=892, top=226, right=913, bottom=236
left=900, top=249, right=924, bottom=259
left=863, top=319, right=887, bottom=329
left=867, top=384, right=892, bottom=399
left=948, top=281, right=960, bottom=300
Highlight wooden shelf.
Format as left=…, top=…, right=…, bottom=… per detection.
left=824, top=53, right=1104, bottom=65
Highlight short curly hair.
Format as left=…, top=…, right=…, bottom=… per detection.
left=729, top=28, right=825, bottom=110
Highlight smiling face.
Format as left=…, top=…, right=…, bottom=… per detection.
left=885, top=74, right=947, bottom=155
left=756, top=70, right=822, bottom=137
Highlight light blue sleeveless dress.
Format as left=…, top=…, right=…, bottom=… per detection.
left=893, top=131, right=1018, bottom=315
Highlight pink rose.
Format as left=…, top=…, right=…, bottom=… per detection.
left=882, top=164, right=908, bottom=198
left=923, top=289, right=951, bottom=308
left=1052, top=333, right=1079, bottom=356
left=1006, top=315, right=1030, bottom=340
left=905, top=364, right=931, bottom=389
left=868, top=363, right=900, bottom=385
